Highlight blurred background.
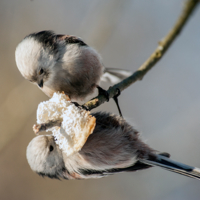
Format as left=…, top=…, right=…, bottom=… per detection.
left=0, top=0, right=200, bottom=199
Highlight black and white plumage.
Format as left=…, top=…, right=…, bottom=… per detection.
left=26, top=112, right=200, bottom=180
left=15, top=31, right=132, bottom=100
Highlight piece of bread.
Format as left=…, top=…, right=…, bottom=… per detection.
left=36, top=92, right=96, bottom=156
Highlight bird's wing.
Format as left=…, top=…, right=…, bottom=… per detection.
left=101, top=68, right=133, bottom=84
left=57, top=34, right=87, bottom=46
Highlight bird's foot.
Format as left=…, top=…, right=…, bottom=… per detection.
left=97, top=86, right=109, bottom=102
left=113, top=88, right=123, bottom=117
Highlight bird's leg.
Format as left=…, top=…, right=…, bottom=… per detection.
left=97, top=86, right=123, bottom=117
left=113, top=88, right=123, bottom=117
left=71, top=102, right=80, bottom=107
left=62, top=92, right=89, bottom=110
left=71, top=102, right=89, bottom=111
left=97, top=86, right=109, bottom=102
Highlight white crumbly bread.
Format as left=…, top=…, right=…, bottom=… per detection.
left=37, top=92, right=96, bottom=156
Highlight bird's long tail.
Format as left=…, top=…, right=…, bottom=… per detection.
left=141, top=155, right=200, bottom=180
left=101, top=68, right=133, bottom=84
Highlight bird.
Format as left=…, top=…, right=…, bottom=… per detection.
left=26, top=112, right=200, bottom=180
left=15, top=31, right=132, bottom=115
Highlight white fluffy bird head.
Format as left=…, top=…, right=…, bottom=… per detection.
left=15, top=31, right=62, bottom=81
left=26, top=135, right=66, bottom=179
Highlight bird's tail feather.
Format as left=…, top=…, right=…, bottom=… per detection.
left=141, top=155, right=200, bottom=180
left=101, top=68, right=133, bottom=84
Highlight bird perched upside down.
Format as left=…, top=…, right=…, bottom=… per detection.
left=15, top=31, right=132, bottom=115
left=26, top=112, right=200, bottom=180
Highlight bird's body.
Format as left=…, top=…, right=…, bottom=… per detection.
left=15, top=31, right=132, bottom=101
left=26, top=112, right=200, bottom=180
left=15, top=31, right=104, bottom=100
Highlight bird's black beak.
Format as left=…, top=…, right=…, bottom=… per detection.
left=37, top=79, right=43, bottom=88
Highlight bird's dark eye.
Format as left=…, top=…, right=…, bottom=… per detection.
left=49, top=145, right=54, bottom=152
left=38, top=68, right=44, bottom=75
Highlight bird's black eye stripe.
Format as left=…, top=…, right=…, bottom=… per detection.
left=38, top=68, right=44, bottom=75
left=49, top=145, right=54, bottom=152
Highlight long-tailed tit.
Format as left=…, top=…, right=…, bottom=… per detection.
left=26, top=112, right=200, bottom=180
left=15, top=31, right=132, bottom=115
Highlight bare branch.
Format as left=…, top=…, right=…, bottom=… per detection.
left=33, top=120, right=62, bottom=134
left=83, top=0, right=199, bottom=111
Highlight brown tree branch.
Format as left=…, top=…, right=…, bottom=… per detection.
left=83, top=0, right=199, bottom=110
left=33, top=120, right=62, bottom=134
left=33, top=0, right=199, bottom=134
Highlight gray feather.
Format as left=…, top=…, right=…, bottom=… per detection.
left=101, top=68, right=133, bottom=84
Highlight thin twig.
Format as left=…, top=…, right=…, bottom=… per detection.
left=83, top=0, right=199, bottom=111
left=34, top=0, right=199, bottom=134
left=33, top=120, right=62, bottom=134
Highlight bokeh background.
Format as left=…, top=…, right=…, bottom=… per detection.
left=0, top=0, right=200, bottom=200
